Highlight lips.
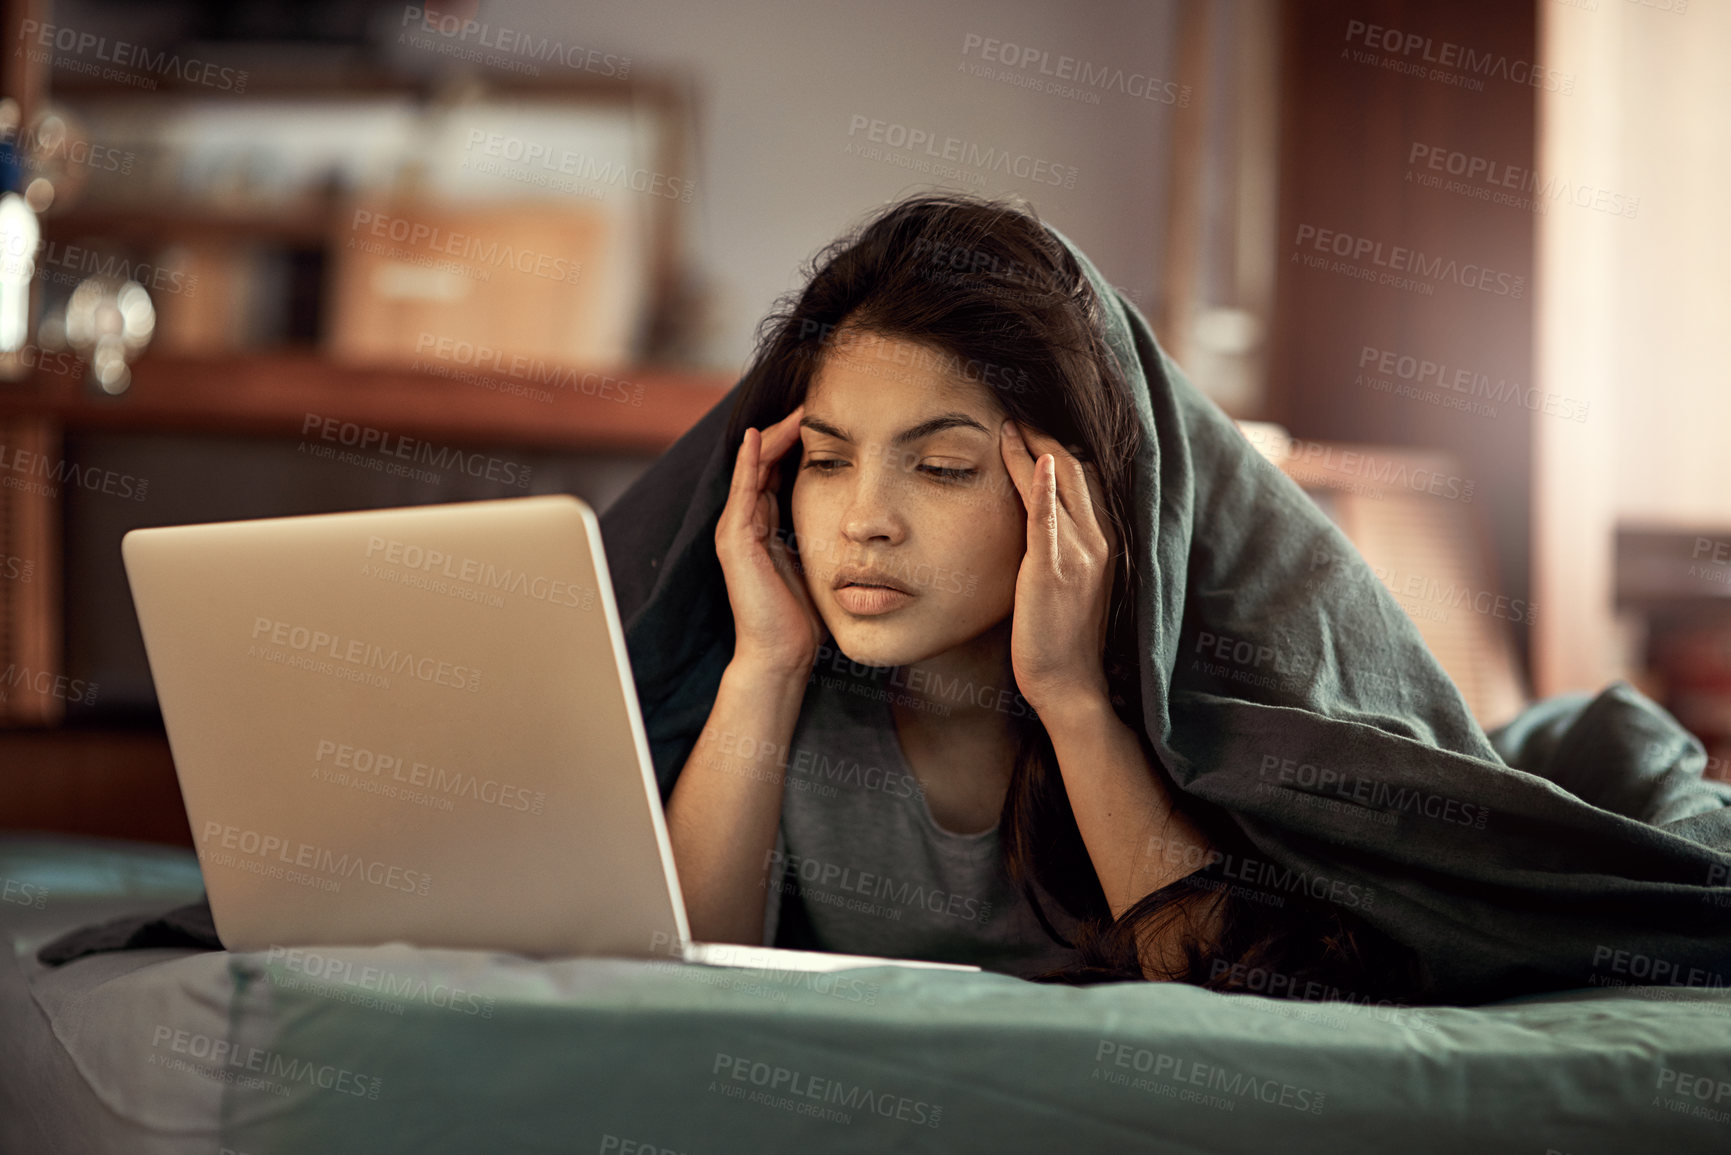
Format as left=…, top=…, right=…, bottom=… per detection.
left=832, top=566, right=914, bottom=595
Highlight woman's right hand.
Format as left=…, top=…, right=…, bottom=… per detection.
left=715, top=404, right=827, bottom=677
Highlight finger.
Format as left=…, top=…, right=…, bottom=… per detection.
left=1079, top=461, right=1116, bottom=555
left=999, top=419, right=1038, bottom=508
left=763, top=403, right=804, bottom=461
left=756, top=404, right=806, bottom=491
left=762, top=489, right=811, bottom=582
left=1019, top=426, right=1114, bottom=557
left=1010, top=425, right=1060, bottom=548
left=1033, top=451, right=1061, bottom=572
left=724, top=427, right=759, bottom=534
left=1000, top=422, right=1062, bottom=575
left=1005, top=420, right=1076, bottom=522
left=728, top=436, right=775, bottom=568
left=1012, top=424, right=1094, bottom=530
left=762, top=497, right=789, bottom=566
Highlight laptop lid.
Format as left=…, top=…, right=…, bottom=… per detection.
left=121, top=494, right=693, bottom=959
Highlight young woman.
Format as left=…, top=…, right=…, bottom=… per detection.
left=664, top=191, right=1423, bottom=997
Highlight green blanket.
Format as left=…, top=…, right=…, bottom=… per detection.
left=598, top=222, right=1731, bottom=1004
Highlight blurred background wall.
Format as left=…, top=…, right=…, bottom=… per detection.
left=424, top=0, right=1188, bottom=370
left=1, top=0, right=1725, bottom=847
left=1535, top=0, right=1731, bottom=717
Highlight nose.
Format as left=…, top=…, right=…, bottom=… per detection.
left=840, top=447, right=908, bottom=546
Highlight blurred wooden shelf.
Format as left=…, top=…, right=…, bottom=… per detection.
left=0, top=727, right=191, bottom=848
left=49, top=60, right=673, bottom=102
left=0, top=352, right=734, bottom=454
left=44, top=205, right=338, bottom=245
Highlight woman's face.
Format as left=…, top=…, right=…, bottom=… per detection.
left=791, top=332, right=1028, bottom=669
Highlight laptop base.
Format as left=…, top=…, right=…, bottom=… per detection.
left=682, top=941, right=979, bottom=972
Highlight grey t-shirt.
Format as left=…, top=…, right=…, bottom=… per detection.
left=759, top=660, right=1086, bottom=978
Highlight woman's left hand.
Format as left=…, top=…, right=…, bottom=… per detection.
left=999, top=418, right=1119, bottom=719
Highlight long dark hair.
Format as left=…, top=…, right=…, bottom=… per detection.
left=725, top=190, right=1424, bottom=1004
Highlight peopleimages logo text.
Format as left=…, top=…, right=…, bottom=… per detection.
left=249, top=617, right=483, bottom=693
left=300, top=414, right=532, bottom=487
left=960, top=34, right=1191, bottom=105
left=400, top=7, right=631, bottom=77
left=364, top=535, right=595, bottom=610
left=200, top=822, right=432, bottom=896
left=846, top=115, right=1078, bottom=188
left=1343, top=19, right=1574, bottom=93
left=17, top=20, right=248, bottom=90
left=1293, top=225, right=1524, bottom=298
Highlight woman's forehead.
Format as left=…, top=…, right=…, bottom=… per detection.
left=806, top=336, right=1004, bottom=423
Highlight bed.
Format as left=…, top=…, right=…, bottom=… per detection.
left=5, top=833, right=1729, bottom=1154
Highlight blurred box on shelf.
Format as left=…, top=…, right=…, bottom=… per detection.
left=325, top=197, right=622, bottom=371
left=149, top=240, right=297, bottom=353
left=44, top=86, right=683, bottom=366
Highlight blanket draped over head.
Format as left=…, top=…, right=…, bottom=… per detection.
left=600, top=221, right=1731, bottom=1005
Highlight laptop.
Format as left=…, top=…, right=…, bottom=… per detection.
left=121, top=494, right=976, bottom=974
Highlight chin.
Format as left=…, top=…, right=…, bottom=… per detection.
left=820, top=612, right=931, bottom=670
left=822, top=627, right=907, bottom=671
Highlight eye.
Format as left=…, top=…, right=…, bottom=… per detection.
left=800, top=456, right=976, bottom=483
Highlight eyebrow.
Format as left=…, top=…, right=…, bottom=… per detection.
left=799, top=411, right=992, bottom=447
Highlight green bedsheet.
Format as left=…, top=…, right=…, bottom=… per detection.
left=6, top=835, right=1729, bottom=1154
